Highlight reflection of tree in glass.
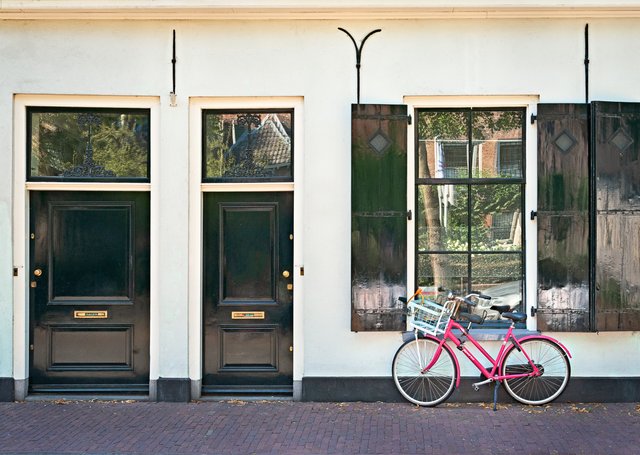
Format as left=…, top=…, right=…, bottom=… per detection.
left=92, top=114, right=148, bottom=177
left=416, top=110, right=523, bottom=290
left=31, top=111, right=149, bottom=178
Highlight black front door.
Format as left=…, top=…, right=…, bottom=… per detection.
left=29, top=191, right=150, bottom=393
left=202, top=192, right=293, bottom=395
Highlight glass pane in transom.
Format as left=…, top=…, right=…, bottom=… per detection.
left=28, top=108, right=150, bottom=181
left=203, top=110, right=293, bottom=181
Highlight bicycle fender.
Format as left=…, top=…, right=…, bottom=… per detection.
left=515, top=334, right=572, bottom=359
left=422, top=334, right=462, bottom=388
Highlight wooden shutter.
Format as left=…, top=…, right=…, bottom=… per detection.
left=351, top=104, right=408, bottom=331
left=536, top=104, right=591, bottom=331
left=593, top=102, right=640, bottom=331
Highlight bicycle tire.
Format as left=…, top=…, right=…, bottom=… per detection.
left=500, top=338, right=571, bottom=405
left=392, top=337, right=457, bottom=406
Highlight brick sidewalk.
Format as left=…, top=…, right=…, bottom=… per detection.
left=0, top=400, right=638, bottom=454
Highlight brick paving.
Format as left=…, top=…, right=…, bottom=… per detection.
left=0, top=400, right=638, bottom=454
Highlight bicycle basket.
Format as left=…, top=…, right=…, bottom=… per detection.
left=407, top=298, right=453, bottom=335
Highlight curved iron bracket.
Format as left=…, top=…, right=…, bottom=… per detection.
left=338, top=27, right=382, bottom=104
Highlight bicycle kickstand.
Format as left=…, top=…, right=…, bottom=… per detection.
left=492, top=381, right=499, bottom=411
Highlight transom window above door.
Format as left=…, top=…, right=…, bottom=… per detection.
left=202, top=110, right=294, bottom=182
left=27, top=107, right=151, bottom=182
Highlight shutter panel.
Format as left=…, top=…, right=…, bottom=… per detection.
left=536, top=104, right=590, bottom=331
left=351, top=104, right=407, bottom=331
left=593, top=102, right=640, bottom=331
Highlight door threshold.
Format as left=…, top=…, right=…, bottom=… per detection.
left=198, top=395, right=293, bottom=402
left=25, top=393, right=149, bottom=402
left=201, top=385, right=293, bottom=401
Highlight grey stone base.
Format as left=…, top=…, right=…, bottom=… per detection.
left=0, top=378, right=15, bottom=401
left=156, top=378, right=191, bottom=402
left=301, top=377, right=640, bottom=403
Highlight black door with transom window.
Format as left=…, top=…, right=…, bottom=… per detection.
left=202, top=192, right=293, bottom=395
left=29, top=191, right=150, bottom=393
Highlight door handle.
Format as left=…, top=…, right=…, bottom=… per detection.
left=33, top=268, right=43, bottom=277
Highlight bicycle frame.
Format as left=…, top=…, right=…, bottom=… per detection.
left=420, top=318, right=572, bottom=386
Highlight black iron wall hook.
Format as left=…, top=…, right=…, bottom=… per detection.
left=338, top=28, right=382, bottom=104
left=170, top=29, right=177, bottom=106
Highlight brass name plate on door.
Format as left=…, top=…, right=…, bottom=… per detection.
left=231, top=311, right=265, bottom=320
left=74, top=310, right=108, bottom=319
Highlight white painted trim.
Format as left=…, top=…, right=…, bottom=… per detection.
left=188, top=96, right=304, bottom=387
left=25, top=183, right=151, bottom=192
left=404, top=95, right=539, bottom=330
left=202, top=183, right=294, bottom=193
left=12, top=94, right=160, bottom=387
left=3, top=1, right=640, bottom=20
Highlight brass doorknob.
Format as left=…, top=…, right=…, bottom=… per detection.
left=282, top=270, right=290, bottom=278
left=33, top=268, right=43, bottom=277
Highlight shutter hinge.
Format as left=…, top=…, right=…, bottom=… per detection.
left=407, top=114, right=412, bottom=125
left=530, top=114, right=537, bottom=124
left=530, top=307, right=538, bottom=317
left=530, top=210, right=537, bottom=220
left=407, top=210, right=412, bottom=221
left=13, top=267, right=19, bottom=277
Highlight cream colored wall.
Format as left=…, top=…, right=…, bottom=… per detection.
left=2, top=17, right=640, bottom=385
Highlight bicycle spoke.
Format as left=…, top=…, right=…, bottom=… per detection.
left=392, top=338, right=457, bottom=406
left=501, top=339, right=570, bottom=405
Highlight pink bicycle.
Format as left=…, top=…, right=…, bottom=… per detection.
left=392, top=289, right=571, bottom=408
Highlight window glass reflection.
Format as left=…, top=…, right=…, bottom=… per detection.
left=203, top=111, right=293, bottom=181
left=29, top=109, right=150, bottom=181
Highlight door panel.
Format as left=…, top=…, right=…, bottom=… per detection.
left=30, top=191, right=150, bottom=391
left=203, top=192, right=293, bottom=394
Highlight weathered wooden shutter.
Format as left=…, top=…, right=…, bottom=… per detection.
left=351, top=104, right=407, bottom=331
left=592, top=102, right=640, bottom=331
left=536, top=104, right=591, bottom=331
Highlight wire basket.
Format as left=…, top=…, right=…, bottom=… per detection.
left=407, top=297, right=454, bottom=335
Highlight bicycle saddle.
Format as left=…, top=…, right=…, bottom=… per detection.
left=490, top=304, right=511, bottom=314
left=502, top=312, right=527, bottom=323
left=459, top=312, right=484, bottom=324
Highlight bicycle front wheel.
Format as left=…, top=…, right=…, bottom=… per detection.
left=501, top=338, right=570, bottom=405
left=392, top=337, right=457, bottom=406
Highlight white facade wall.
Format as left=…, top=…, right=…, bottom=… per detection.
left=1, top=13, right=640, bottom=398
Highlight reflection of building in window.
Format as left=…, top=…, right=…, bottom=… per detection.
left=497, top=141, right=522, bottom=178
left=489, top=211, right=521, bottom=245
left=226, top=114, right=291, bottom=177
left=416, top=108, right=525, bottom=325
left=436, top=141, right=482, bottom=178
left=204, top=110, right=293, bottom=181
left=439, top=142, right=467, bottom=178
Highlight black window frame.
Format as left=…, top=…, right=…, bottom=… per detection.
left=27, top=106, right=151, bottom=183
left=414, top=107, right=527, bottom=327
left=201, top=108, right=295, bottom=183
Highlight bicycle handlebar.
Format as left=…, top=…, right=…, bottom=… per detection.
left=448, top=292, right=492, bottom=307
left=397, top=289, right=492, bottom=307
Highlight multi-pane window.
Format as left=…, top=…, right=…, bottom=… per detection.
left=416, top=108, right=525, bottom=324
left=202, top=110, right=293, bottom=182
left=28, top=108, right=151, bottom=181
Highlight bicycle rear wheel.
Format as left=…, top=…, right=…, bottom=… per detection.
left=501, top=338, right=570, bottom=405
left=392, top=337, right=457, bottom=406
